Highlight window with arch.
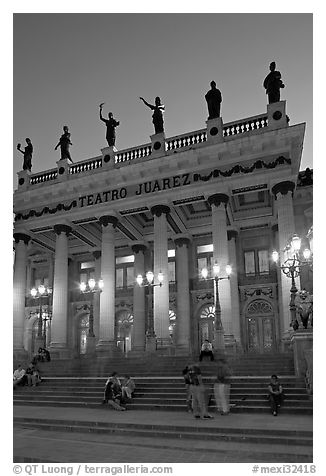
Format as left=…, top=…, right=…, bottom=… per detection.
left=200, top=304, right=215, bottom=319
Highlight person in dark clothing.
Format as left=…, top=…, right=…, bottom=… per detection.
left=102, top=372, right=126, bottom=410
left=199, top=339, right=214, bottom=361
left=214, top=358, right=232, bottom=415
left=182, top=365, right=192, bottom=412
left=268, top=374, right=284, bottom=416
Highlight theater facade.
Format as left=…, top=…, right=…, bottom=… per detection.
left=13, top=100, right=312, bottom=360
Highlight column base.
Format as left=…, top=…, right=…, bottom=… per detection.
left=86, top=335, right=97, bottom=355
left=213, top=330, right=225, bottom=353
left=96, top=340, right=122, bottom=357
left=48, top=344, right=72, bottom=360
left=13, top=347, right=28, bottom=362
left=145, top=336, right=157, bottom=353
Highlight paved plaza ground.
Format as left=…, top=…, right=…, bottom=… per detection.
left=13, top=405, right=313, bottom=464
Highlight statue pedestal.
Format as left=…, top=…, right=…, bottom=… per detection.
left=206, top=117, right=224, bottom=144
left=267, top=100, right=288, bottom=130
left=17, top=169, right=31, bottom=190
left=290, top=329, right=313, bottom=377
left=150, top=132, right=166, bottom=158
left=56, top=159, right=70, bottom=181
left=101, top=146, right=117, bottom=169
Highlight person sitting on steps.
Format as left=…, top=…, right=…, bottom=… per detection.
left=13, top=364, right=27, bottom=388
left=102, top=372, right=126, bottom=410
left=199, top=339, right=214, bottom=361
left=268, top=374, right=285, bottom=416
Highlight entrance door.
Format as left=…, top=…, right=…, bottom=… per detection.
left=245, top=300, right=276, bottom=353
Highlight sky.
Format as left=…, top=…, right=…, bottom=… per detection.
left=13, top=13, right=313, bottom=186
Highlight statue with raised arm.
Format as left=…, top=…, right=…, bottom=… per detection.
left=55, top=126, right=73, bottom=162
left=99, top=103, right=120, bottom=147
left=17, top=138, right=33, bottom=172
left=205, top=81, right=222, bottom=119
left=263, top=61, right=285, bottom=104
left=139, top=96, right=165, bottom=134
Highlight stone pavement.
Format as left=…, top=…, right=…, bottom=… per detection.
left=13, top=405, right=313, bottom=464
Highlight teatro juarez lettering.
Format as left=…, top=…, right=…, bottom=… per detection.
left=78, top=173, right=192, bottom=208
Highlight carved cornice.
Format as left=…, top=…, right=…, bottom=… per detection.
left=207, top=193, right=229, bottom=208
left=93, top=250, right=102, bottom=260
left=174, top=236, right=191, bottom=248
left=13, top=232, right=31, bottom=245
left=271, top=181, right=295, bottom=198
left=98, top=215, right=118, bottom=228
left=53, top=224, right=72, bottom=236
left=131, top=244, right=147, bottom=254
left=15, top=200, right=78, bottom=222
left=227, top=230, right=238, bottom=241
left=150, top=204, right=171, bottom=218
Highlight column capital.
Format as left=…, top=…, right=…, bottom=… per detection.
left=207, top=193, right=229, bottom=208
left=99, top=215, right=119, bottom=228
left=271, top=181, right=295, bottom=198
left=227, top=230, right=238, bottom=241
left=271, top=224, right=279, bottom=233
left=53, top=224, right=72, bottom=236
left=150, top=204, right=170, bottom=217
left=13, top=232, right=31, bottom=245
left=131, top=243, right=148, bottom=254
left=93, top=250, right=102, bottom=260
left=174, top=236, right=191, bottom=248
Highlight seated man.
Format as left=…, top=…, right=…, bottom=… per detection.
left=102, top=373, right=126, bottom=411
left=268, top=374, right=284, bottom=416
left=25, top=362, right=41, bottom=386
left=13, top=364, right=26, bottom=388
left=199, top=339, right=214, bottom=361
left=121, top=375, right=136, bottom=401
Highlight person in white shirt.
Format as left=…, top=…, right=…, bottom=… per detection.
left=13, top=364, right=26, bottom=387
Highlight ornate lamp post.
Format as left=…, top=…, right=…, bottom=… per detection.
left=272, top=233, right=312, bottom=330
left=136, top=270, right=164, bottom=351
left=201, top=262, right=232, bottom=351
left=30, top=284, right=52, bottom=351
left=79, top=277, right=104, bottom=353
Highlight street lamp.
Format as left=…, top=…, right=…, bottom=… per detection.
left=272, top=233, right=312, bottom=330
left=30, top=284, right=52, bottom=349
left=136, top=271, right=164, bottom=346
left=201, top=262, right=232, bottom=351
left=79, top=278, right=104, bottom=347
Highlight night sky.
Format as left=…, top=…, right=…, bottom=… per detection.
left=13, top=13, right=313, bottom=185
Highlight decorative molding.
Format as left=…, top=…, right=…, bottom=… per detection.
left=13, top=232, right=31, bottom=245
left=194, top=156, right=291, bottom=183
left=271, top=180, right=295, bottom=198
left=150, top=204, right=171, bottom=217
left=196, top=292, right=214, bottom=302
left=98, top=215, right=118, bottom=228
left=15, top=200, right=78, bottom=222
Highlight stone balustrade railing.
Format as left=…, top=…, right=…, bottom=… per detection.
left=21, top=112, right=271, bottom=189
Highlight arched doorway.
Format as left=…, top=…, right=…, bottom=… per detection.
left=116, top=310, right=133, bottom=354
left=197, top=304, right=215, bottom=349
left=245, top=299, right=276, bottom=353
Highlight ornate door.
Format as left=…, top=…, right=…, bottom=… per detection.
left=245, top=300, right=275, bottom=353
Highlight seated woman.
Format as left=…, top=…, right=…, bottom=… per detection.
left=121, top=375, right=136, bottom=402
left=268, top=374, right=284, bottom=416
left=102, top=376, right=126, bottom=411
left=25, top=363, right=41, bottom=387
left=199, top=339, right=214, bottom=361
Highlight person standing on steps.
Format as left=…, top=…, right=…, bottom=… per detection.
left=182, top=365, right=193, bottom=413
left=188, top=363, right=213, bottom=419
left=268, top=374, right=284, bottom=416
left=199, top=339, right=214, bottom=361
left=214, top=358, right=232, bottom=415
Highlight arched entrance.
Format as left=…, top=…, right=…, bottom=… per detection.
left=197, top=304, right=215, bottom=349
left=116, top=310, right=133, bottom=354
left=245, top=299, right=276, bottom=353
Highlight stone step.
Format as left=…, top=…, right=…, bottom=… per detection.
left=13, top=416, right=312, bottom=447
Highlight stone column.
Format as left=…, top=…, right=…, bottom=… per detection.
left=271, top=181, right=298, bottom=339
left=150, top=205, right=170, bottom=345
left=174, top=236, right=191, bottom=354
left=49, top=224, right=71, bottom=358
left=227, top=230, right=241, bottom=349
left=131, top=243, right=147, bottom=353
left=92, top=251, right=101, bottom=344
left=207, top=194, right=235, bottom=351
left=13, top=232, right=30, bottom=358
left=97, top=215, right=118, bottom=355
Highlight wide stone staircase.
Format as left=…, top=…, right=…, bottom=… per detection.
left=13, top=353, right=312, bottom=414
